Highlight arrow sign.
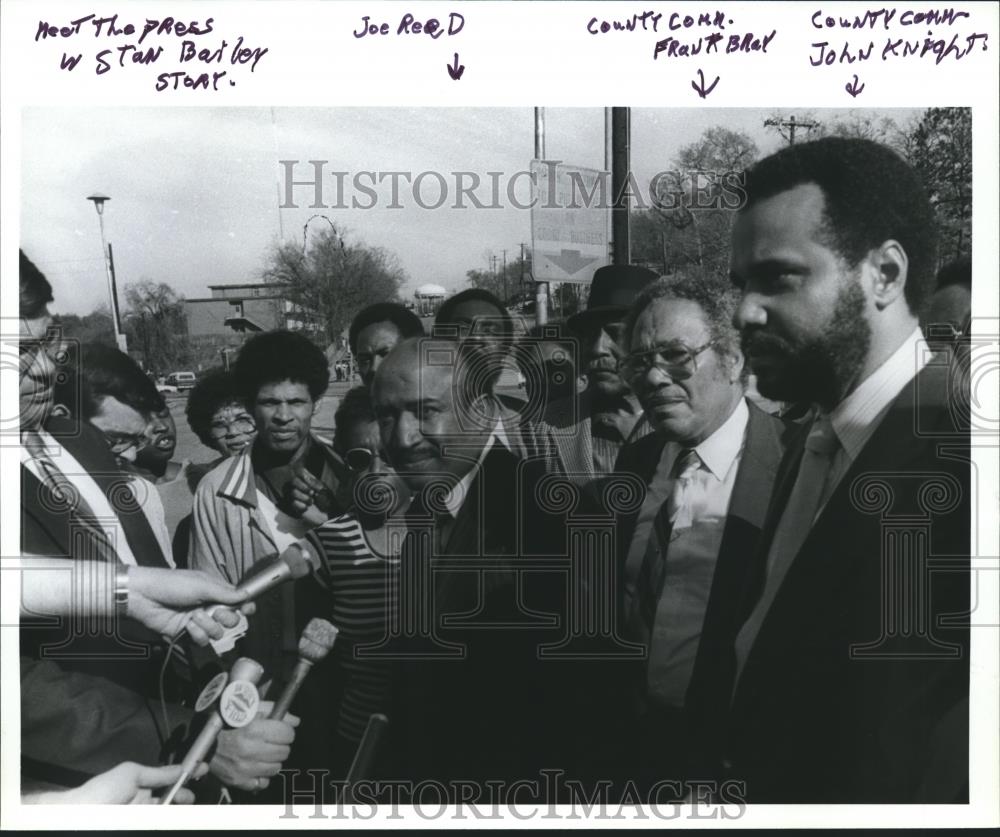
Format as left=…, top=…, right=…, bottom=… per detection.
left=544, top=249, right=600, bottom=277
left=691, top=68, right=720, bottom=99
left=845, top=74, right=865, bottom=97
left=447, top=53, right=465, bottom=81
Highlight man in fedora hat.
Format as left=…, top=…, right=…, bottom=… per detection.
left=530, top=264, right=658, bottom=480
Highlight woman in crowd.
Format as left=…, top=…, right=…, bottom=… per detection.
left=172, top=368, right=258, bottom=566
left=293, top=386, right=410, bottom=778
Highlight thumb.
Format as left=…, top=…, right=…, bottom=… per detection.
left=134, top=763, right=186, bottom=789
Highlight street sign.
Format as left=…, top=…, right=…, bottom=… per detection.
left=530, top=160, right=610, bottom=284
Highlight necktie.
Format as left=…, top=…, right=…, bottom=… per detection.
left=636, top=448, right=703, bottom=636
left=663, top=447, right=702, bottom=534
left=733, top=414, right=840, bottom=685
left=764, top=414, right=840, bottom=578
left=22, top=430, right=115, bottom=562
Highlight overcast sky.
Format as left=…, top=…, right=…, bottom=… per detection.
left=20, top=107, right=922, bottom=316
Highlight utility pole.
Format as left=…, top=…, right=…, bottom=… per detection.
left=501, top=249, right=508, bottom=305
left=611, top=107, right=631, bottom=265
left=764, top=114, right=819, bottom=145
left=519, top=242, right=527, bottom=298
left=534, top=107, right=548, bottom=325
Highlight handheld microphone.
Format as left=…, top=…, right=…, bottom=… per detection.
left=209, top=543, right=316, bottom=655
left=343, top=714, right=389, bottom=804
left=161, top=656, right=264, bottom=805
left=268, top=618, right=339, bottom=720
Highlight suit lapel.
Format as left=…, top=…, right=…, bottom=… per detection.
left=44, top=417, right=170, bottom=568
left=735, top=362, right=954, bottom=690
left=21, top=465, right=73, bottom=556
left=685, top=403, right=785, bottom=722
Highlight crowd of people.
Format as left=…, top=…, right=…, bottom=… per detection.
left=17, top=136, right=972, bottom=805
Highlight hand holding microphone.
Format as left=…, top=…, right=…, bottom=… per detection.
left=208, top=543, right=317, bottom=655
left=162, top=657, right=266, bottom=804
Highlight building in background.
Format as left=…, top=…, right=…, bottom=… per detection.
left=184, top=282, right=303, bottom=370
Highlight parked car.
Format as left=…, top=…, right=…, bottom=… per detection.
left=164, top=371, right=197, bottom=391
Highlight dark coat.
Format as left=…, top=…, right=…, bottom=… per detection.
left=570, top=399, right=788, bottom=789
left=20, top=417, right=191, bottom=786
left=725, top=359, right=970, bottom=802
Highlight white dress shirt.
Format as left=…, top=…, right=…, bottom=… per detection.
left=733, top=326, right=932, bottom=686
left=20, top=429, right=173, bottom=567
left=633, top=399, right=750, bottom=709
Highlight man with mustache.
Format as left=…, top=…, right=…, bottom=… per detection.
left=725, top=137, right=970, bottom=802
left=371, top=337, right=556, bottom=791
left=588, top=272, right=788, bottom=797
left=532, top=264, right=658, bottom=481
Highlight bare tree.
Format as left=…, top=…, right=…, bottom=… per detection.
left=123, top=280, right=190, bottom=374
left=263, top=227, right=407, bottom=347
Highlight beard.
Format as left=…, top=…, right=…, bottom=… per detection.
left=742, top=278, right=871, bottom=410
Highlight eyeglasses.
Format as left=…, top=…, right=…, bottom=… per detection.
left=101, top=430, right=149, bottom=456
left=344, top=447, right=387, bottom=472
left=618, top=340, right=718, bottom=384
left=208, top=416, right=256, bottom=438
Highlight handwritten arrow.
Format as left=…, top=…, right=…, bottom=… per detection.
left=447, top=53, right=465, bottom=81
left=845, top=74, right=865, bottom=97
left=691, top=68, right=720, bottom=99
left=545, top=250, right=600, bottom=277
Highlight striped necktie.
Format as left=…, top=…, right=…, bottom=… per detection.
left=22, top=430, right=116, bottom=562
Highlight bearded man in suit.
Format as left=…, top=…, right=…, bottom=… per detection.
left=726, top=137, right=970, bottom=802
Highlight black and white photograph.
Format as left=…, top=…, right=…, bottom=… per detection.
left=2, top=1, right=998, bottom=830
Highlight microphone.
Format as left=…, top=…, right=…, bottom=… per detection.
left=161, top=657, right=264, bottom=805
left=209, top=543, right=317, bottom=655
left=343, top=714, right=389, bottom=804
left=236, top=542, right=316, bottom=600
left=268, top=618, right=339, bottom=720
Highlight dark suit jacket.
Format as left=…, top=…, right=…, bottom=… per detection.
left=573, top=399, right=787, bottom=786
left=388, top=444, right=558, bottom=791
left=725, top=359, right=970, bottom=802
left=20, top=417, right=191, bottom=785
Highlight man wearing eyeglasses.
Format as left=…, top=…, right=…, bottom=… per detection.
left=74, top=342, right=177, bottom=566
left=591, top=272, right=787, bottom=797
left=18, top=250, right=287, bottom=797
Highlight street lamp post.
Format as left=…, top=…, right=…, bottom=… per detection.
left=87, top=193, right=128, bottom=352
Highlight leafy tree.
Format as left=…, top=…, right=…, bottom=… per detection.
left=57, top=307, right=116, bottom=347
left=763, top=109, right=971, bottom=264
left=466, top=253, right=532, bottom=306
left=122, top=280, right=191, bottom=375
left=907, top=108, right=972, bottom=263
left=264, top=227, right=407, bottom=346
left=632, top=127, right=758, bottom=277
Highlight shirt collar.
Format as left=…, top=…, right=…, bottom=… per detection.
left=828, top=326, right=930, bottom=461
left=683, top=397, right=750, bottom=480
left=441, top=419, right=506, bottom=518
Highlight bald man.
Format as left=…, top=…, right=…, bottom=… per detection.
left=371, top=338, right=563, bottom=793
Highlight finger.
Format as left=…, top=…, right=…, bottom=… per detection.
left=251, top=717, right=298, bottom=745
left=209, top=607, right=241, bottom=630
left=295, top=470, right=326, bottom=491
left=184, top=618, right=210, bottom=646
left=239, top=601, right=257, bottom=617
left=171, top=787, right=196, bottom=805
left=190, top=609, right=226, bottom=639
left=226, top=762, right=283, bottom=791
left=135, top=763, right=186, bottom=789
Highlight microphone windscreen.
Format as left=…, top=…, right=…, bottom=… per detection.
left=299, top=618, right=339, bottom=663
left=281, top=543, right=316, bottom=579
